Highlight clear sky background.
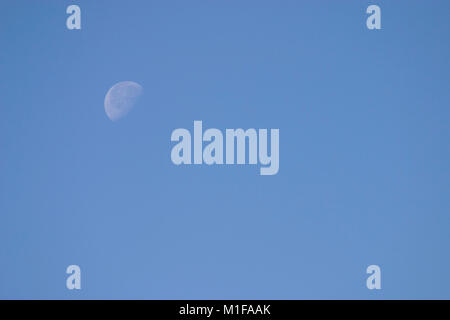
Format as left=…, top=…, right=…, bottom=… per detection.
left=0, top=0, right=449, bottom=299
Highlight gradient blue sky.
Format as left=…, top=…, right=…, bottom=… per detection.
left=1, top=0, right=449, bottom=299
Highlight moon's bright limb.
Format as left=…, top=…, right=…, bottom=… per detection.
left=104, top=81, right=143, bottom=121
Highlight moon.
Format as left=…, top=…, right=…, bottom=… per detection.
left=104, top=81, right=143, bottom=121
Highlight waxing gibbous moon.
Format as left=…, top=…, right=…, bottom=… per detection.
left=104, top=81, right=143, bottom=121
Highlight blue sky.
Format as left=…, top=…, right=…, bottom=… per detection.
left=0, top=0, right=449, bottom=299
